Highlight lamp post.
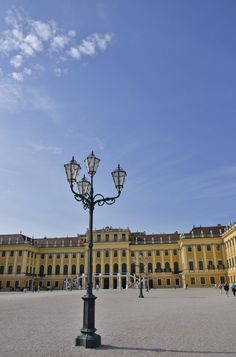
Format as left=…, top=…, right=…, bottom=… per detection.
left=64, top=151, right=126, bottom=348
left=144, top=257, right=149, bottom=292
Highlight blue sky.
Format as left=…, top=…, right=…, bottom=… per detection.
left=0, top=0, right=236, bottom=238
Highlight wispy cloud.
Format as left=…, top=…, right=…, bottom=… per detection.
left=0, top=8, right=113, bottom=81
left=0, top=76, right=57, bottom=120
left=29, top=143, right=61, bottom=155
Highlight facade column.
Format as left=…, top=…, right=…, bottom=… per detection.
left=212, top=245, right=217, bottom=269
left=118, top=250, right=122, bottom=274
left=45, top=254, right=48, bottom=276
left=52, top=254, right=56, bottom=275
left=60, top=254, right=64, bottom=284
left=21, top=251, right=28, bottom=273
left=109, top=251, right=113, bottom=289
left=193, top=246, right=197, bottom=271
left=4, top=251, right=10, bottom=274
left=202, top=245, right=207, bottom=270
left=101, top=250, right=105, bottom=274
left=135, top=251, right=140, bottom=274
left=152, top=250, right=156, bottom=274
left=126, top=247, right=130, bottom=273
left=117, top=272, right=121, bottom=290
left=35, top=253, right=41, bottom=275
left=170, top=249, right=174, bottom=272
left=161, top=250, right=165, bottom=271
left=13, top=251, right=18, bottom=274
left=68, top=253, right=72, bottom=276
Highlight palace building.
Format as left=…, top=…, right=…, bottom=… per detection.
left=0, top=223, right=236, bottom=291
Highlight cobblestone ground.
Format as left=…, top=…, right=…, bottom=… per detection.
left=0, top=288, right=236, bottom=357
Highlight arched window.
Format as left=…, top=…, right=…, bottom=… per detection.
left=148, top=263, right=153, bottom=273
left=140, top=263, right=144, bottom=273
left=96, top=264, right=101, bottom=274
left=80, top=264, right=84, bottom=274
left=72, top=265, right=76, bottom=275
left=131, top=263, right=135, bottom=274
left=174, top=262, right=179, bottom=273
left=156, top=262, right=162, bottom=273
left=55, top=265, right=60, bottom=275
left=39, top=265, right=44, bottom=276
left=105, top=264, right=110, bottom=274
left=63, top=265, right=68, bottom=275
left=47, top=265, right=52, bottom=275
left=122, top=263, right=127, bottom=273
left=165, top=262, right=170, bottom=272
left=113, top=263, right=118, bottom=274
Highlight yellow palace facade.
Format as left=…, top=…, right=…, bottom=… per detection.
left=0, top=223, right=235, bottom=291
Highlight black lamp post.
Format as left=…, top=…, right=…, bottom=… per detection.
left=64, top=151, right=126, bottom=348
left=145, top=257, right=149, bottom=292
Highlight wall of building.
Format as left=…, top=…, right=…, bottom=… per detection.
left=0, top=224, right=234, bottom=290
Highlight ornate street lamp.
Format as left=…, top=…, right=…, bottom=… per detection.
left=64, top=151, right=126, bottom=348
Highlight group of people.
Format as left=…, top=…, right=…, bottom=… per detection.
left=216, top=283, right=236, bottom=297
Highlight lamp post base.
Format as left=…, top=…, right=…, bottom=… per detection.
left=75, top=333, right=101, bottom=348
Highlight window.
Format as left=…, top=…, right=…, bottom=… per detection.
left=216, top=244, right=221, bottom=251
left=39, top=265, right=44, bottom=276
left=208, top=261, right=214, bottom=269
left=16, top=265, right=21, bottom=274
left=173, top=249, right=177, bottom=256
left=55, top=281, right=59, bottom=288
left=131, top=263, right=135, bottom=274
left=210, top=277, right=215, bottom=284
left=140, top=263, right=144, bottom=273
left=122, top=234, right=126, bottom=242
left=218, top=260, right=224, bottom=269
left=114, top=234, right=118, bottom=242
left=122, top=263, right=127, bottom=273
left=198, top=261, right=203, bottom=270
left=97, top=234, right=101, bottom=242
left=55, top=265, right=60, bottom=275
left=189, top=261, right=194, bottom=270
left=187, top=245, right=192, bottom=252
left=165, top=250, right=168, bottom=256
left=97, top=251, right=100, bottom=258
left=158, top=279, right=162, bottom=286
left=156, top=250, right=160, bottom=256
left=156, top=262, right=162, bottom=273
left=57, top=254, right=60, bottom=259
left=114, top=250, right=118, bottom=258
left=207, top=245, right=211, bottom=251
left=63, top=265, right=68, bottom=275
left=80, top=265, right=84, bottom=274
left=191, top=277, right=195, bottom=285
left=165, top=262, right=170, bottom=272
left=0, top=266, right=4, bottom=274
left=148, top=263, right=152, bottom=273
left=220, top=276, right=225, bottom=284
left=105, top=234, right=109, bottom=242
left=200, top=277, right=205, bottom=285
left=47, top=265, right=52, bottom=275
left=197, top=245, right=201, bottom=252
left=105, top=264, right=110, bottom=274
left=19, top=251, right=22, bottom=256
left=174, top=262, right=179, bottom=273
left=72, top=265, right=76, bottom=274
left=131, top=251, right=134, bottom=257
left=10, top=251, right=14, bottom=257
left=8, top=265, right=13, bottom=274
left=122, top=250, right=126, bottom=257
left=47, top=281, right=50, bottom=287
left=166, top=279, right=170, bottom=286
left=105, top=251, right=109, bottom=258
left=96, top=264, right=101, bottom=274
left=72, top=253, right=76, bottom=259
left=2, top=251, right=5, bottom=257
left=48, top=254, right=52, bottom=259
left=64, top=253, right=68, bottom=259
left=41, top=254, right=45, bottom=259
left=113, top=263, right=118, bottom=274
left=6, top=281, right=10, bottom=288
left=80, top=253, right=84, bottom=259
left=148, top=250, right=152, bottom=257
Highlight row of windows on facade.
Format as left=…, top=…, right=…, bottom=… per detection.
left=96, top=234, right=127, bottom=242
left=188, top=260, right=224, bottom=270
left=186, top=244, right=221, bottom=252
left=0, top=244, right=222, bottom=259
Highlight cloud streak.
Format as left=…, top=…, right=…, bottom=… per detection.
left=0, top=8, right=113, bottom=81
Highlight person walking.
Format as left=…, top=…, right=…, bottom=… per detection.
left=224, top=283, right=229, bottom=297
left=232, top=283, right=236, bottom=296
left=138, top=278, right=144, bottom=298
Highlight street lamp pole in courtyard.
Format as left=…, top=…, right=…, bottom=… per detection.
left=64, top=151, right=127, bottom=348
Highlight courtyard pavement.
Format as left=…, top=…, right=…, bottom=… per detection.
left=0, top=288, right=235, bottom=357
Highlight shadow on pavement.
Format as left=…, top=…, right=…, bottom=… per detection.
left=100, top=345, right=236, bottom=354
